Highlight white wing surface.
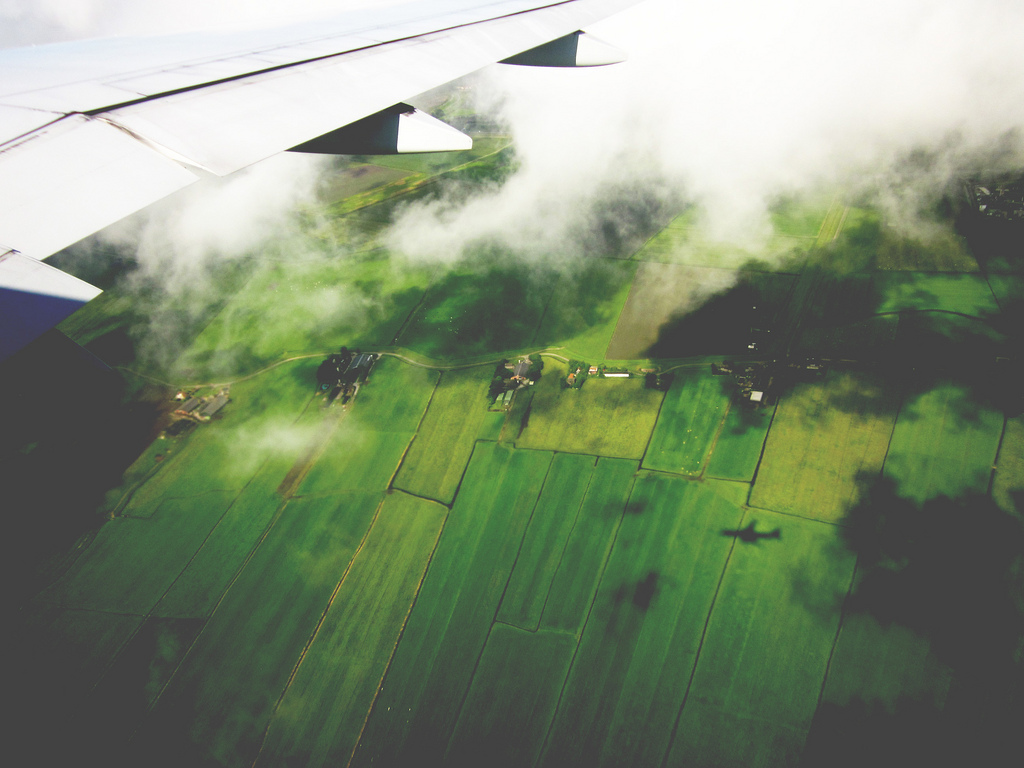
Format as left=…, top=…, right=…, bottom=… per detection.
left=0, top=0, right=639, bottom=359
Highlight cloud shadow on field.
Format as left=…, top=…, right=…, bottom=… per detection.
left=795, top=473, right=1024, bottom=766
left=611, top=570, right=662, bottom=612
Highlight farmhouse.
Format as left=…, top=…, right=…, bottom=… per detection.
left=511, top=358, right=532, bottom=382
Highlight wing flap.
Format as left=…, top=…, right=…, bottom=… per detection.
left=0, top=115, right=199, bottom=259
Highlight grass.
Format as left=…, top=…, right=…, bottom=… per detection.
left=317, top=163, right=412, bottom=203
left=257, top=492, right=447, bottom=768
left=875, top=273, right=999, bottom=316
left=395, top=265, right=555, bottom=360
left=393, top=366, right=491, bottom=504
left=358, top=136, right=510, bottom=175
left=497, top=453, right=598, bottom=631
left=120, top=360, right=319, bottom=515
left=133, top=491, right=383, bottom=767
left=706, top=400, right=775, bottom=482
left=350, top=443, right=552, bottom=767
left=22, top=604, right=144, bottom=692
left=642, top=369, right=730, bottom=475
left=36, top=490, right=237, bottom=614
left=25, top=149, right=1021, bottom=768
left=634, top=208, right=815, bottom=269
left=297, top=357, right=437, bottom=495
left=446, top=625, right=577, bottom=768
left=532, top=260, right=639, bottom=360
left=514, top=359, right=665, bottom=460
left=539, top=476, right=746, bottom=768
left=821, top=614, right=953, bottom=713
left=993, top=416, right=1024, bottom=515
left=153, top=456, right=293, bottom=618
left=882, top=384, right=1004, bottom=503
left=750, top=373, right=898, bottom=522
left=666, top=511, right=856, bottom=768
left=173, top=253, right=434, bottom=379
left=539, top=457, right=637, bottom=634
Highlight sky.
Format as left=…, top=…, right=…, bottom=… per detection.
left=5, top=0, right=1024, bottom=361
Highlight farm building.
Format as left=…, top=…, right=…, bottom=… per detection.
left=511, top=358, right=532, bottom=382
left=175, top=397, right=201, bottom=417
left=317, top=349, right=377, bottom=391
left=199, top=393, right=229, bottom=420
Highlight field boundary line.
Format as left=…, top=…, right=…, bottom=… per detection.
left=535, top=456, right=598, bottom=630
left=746, top=401, right=780, bottom=505
left=441, top=450, right=554, bottom=762
left=809, top=559, right=860, bottom=738
left=252, top=495, right=388, bottom=767
left=660, top=513, right=743, bottom=768
left=741, top=502, right=845, bottom=528
left=388, top=368, right=443, bottom=496
left=988, top=416, right=1009, bottom=497
left=535, top=469, right=638, bottom=765
left=346, top=497, right=452, bottom=768
left=128, top=493, right=294, bottom=748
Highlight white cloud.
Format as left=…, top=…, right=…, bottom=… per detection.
left=388, top=0, right=1024, bottom=263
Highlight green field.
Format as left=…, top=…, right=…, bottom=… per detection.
left=633, top=205, right=817, bottom=268
left=540, top=476, right=746, bottom=768
left=393, top=366, right=492, bottom=503
left=350, top=442, right=553, bottom=766
left=837, top=208, right=980, bottom=271
left=705, top=399, right=774, bottom=481
left=751, top=373, right=898, bottom=522
left=882, top=384, right=1003, bottom=502
left=875, top=273, right=999, bottom=315
left=18, top=134, right=1024, bottom=768
left=257, top=492, right=446, bottom=767
left=513, top=359, right=665, bottom=459
left=666, top=511, right=856, bottom=768
left=643, top=369, right=731, bottom=475
left=993, top=416, right=1024, bottom=514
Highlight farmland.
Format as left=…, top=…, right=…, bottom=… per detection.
left=12, top=128, right=1024, bottom=768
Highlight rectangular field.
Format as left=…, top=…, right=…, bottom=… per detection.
left=446, top=625, right=577, bottom=768
left=514, top=359, right=665, bottom=459
left=298, top=358, right=437, bottom=495
left=395, top=267, right=554, bottom=360
left=539, top=476, right=746, bottom=768
left=875, top=273, right=998, bottom=315
left=993, top=415, right=1023, bottom=515
left=153, top=456, right=292, bottom=618
left=642, top=370, right=730, bottom=476
left=256, top=492, right=446, bottom=768
left=132, top=491, right=383, bottom=767
left=706, top=400, right=774, bottom=482
left=497, top=453, right=597, bottom=631
left=750, top=373, right=898, bottom=522
left=882, top=384, right=1003, bottom=503
left=393, top=366, right=491, bottom=504
left=633, top=209, right=814, bottom=269
left=532, top=260, right=639, bottom=360
left=666, top=511, right=856, bottom=768
left=541, top=457, right=638, bottom=635
left=37, top=490, right=236, bottom=614
left=350, top=443, right=552, bottom=767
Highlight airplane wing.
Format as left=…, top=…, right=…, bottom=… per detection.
left=0, top=0, right=640, bottom=360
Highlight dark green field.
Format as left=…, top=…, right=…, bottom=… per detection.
left=16, top=141, right=1023, bottom=768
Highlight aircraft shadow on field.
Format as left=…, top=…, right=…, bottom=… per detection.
left=721, top=520, right=782, bottom=543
